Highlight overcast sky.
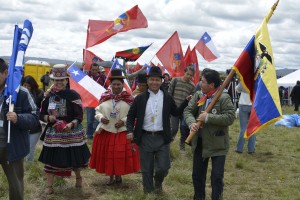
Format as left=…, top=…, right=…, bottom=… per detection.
left=0, top=0, right=299, bottom=72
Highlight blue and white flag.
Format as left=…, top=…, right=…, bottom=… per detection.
left=4, top=19, right=34, bottom=104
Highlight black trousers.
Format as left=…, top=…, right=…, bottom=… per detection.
left=192, top=138, right=226, bottom=200
left=294, top=100, right=299, bottom=111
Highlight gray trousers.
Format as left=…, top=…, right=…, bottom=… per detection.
left=0, top=148, right=24, bottom=200
left=139, top=134, right=170, bottom=193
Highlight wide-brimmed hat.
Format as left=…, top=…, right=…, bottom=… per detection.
left=147, top=66, right=163, bottom=78
left=137, top=72, right=147, bottom=83
left=50, top=64, right=69, bottom=80
left=108, top=69, right=125, bottom=80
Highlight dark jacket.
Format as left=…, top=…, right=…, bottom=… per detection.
left=290, top=84, right=300, bottom=103
left=2, top=86, right=40, bottom=162
left=127, top=88, right=188, bottom=145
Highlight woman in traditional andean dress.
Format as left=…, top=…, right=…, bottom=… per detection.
left=89, top=69, right=140, bottom=185
left=39, top=64, right=90, bottom=194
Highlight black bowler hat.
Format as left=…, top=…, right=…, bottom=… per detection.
left=147, top=66, right=163, bottom=78
left=108, top=69, right=125, bottom=80
left=137, top=72, right=147, bottom=83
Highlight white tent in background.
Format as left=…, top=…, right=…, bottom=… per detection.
left=277, top=69, right=300, bottom=105
left=277, top=69, right=300, bottom=87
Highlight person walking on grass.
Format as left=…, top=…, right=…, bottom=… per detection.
left=39, top=64, right=90, bottom=195
left=184, top=69, right=235, bottom=200
left=168, top=65, right=195, bottom=151
left=89, top=69, right=140, bottom=186
left=126, top=66, right=190, bottom=194
left=0, top=58, right=40, bottom=200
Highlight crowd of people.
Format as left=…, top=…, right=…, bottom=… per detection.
left=2, top=57, right=299, bottom=200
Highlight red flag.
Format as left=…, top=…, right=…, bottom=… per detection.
left=134, top=62, right=142, bottom=72
left=184, top=47, right=200, bottom=84
left=191, top=47, right=200, bottom=84
left=83, top=49, right=103, bottom=71
left=86, top=5, right=148, bottom=48
left=131, top=78, right=136, bottom=91
left=184, top=45, right=191, bottom=68
left=156, top=31, right=184, bottom=77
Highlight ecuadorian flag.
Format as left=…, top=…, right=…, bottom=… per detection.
left=232, top=10, right=282, bottom=138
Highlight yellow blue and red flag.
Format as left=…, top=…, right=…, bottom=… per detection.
left=232, top=2, right=282, bottom=138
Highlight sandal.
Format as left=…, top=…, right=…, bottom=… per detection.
left=75, top=176, right=82, bottom=188
left=45, top=186, right=53, bottom=195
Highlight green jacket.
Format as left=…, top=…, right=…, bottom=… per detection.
left=184, top=90, right=235, bottom=158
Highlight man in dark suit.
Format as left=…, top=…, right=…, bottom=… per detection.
left=126, top=66, right=190, bottom=194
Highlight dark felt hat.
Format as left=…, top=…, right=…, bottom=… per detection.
left=137, top=72, right=147, bottom=83
left=147, top=66, right=163, bottom=78
left=108, top=69, right=125, bottom=80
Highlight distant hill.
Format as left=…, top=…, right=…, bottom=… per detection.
left=1, top=56, right=81, bottom=66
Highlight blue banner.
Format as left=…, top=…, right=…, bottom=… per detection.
left=4, top=20, right=34, bottom=104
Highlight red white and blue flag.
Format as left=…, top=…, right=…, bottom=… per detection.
left=195, top=32, right=220, bottom=62
left=68, top=63, right=106, bottom=108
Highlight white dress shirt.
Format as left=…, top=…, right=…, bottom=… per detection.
left=143, top=89, right=164, bottom=131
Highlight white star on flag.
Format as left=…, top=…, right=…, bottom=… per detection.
left=71, top=70, right=79, bottom=76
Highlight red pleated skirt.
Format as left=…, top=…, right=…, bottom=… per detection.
left=89, top=129, right=140, bottom=176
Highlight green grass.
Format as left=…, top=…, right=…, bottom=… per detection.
left=1, top=106, right=300, bottom=200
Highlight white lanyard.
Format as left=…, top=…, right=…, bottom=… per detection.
left=150, top=94, right=159, bottom=121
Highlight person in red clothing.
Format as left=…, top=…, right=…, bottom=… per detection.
left=89, top=69, right=140, bottom=185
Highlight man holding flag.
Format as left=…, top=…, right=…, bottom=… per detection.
left=184, top=69, right=235, bottom=200
left=0, top=58, right=40, bottom=200
left=0, top=19, right=39, bottom=200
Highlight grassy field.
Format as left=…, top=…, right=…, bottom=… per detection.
left=0, top=106, right=300, bottom=200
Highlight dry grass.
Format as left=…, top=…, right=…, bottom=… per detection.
left=1, top=106, right=300, bottom=200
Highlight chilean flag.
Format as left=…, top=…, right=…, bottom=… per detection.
left=195, top=32, right=220, bottom=62
left=68, top=63, right=106, bottom=108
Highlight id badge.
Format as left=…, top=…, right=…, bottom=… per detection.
left=48, top=102, right=56, bottom=110
left=151, top=116, right=155, bottom=123
left=110, top=112, right=117, bottom=118
left=0, top=120, right=3, bottom=127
